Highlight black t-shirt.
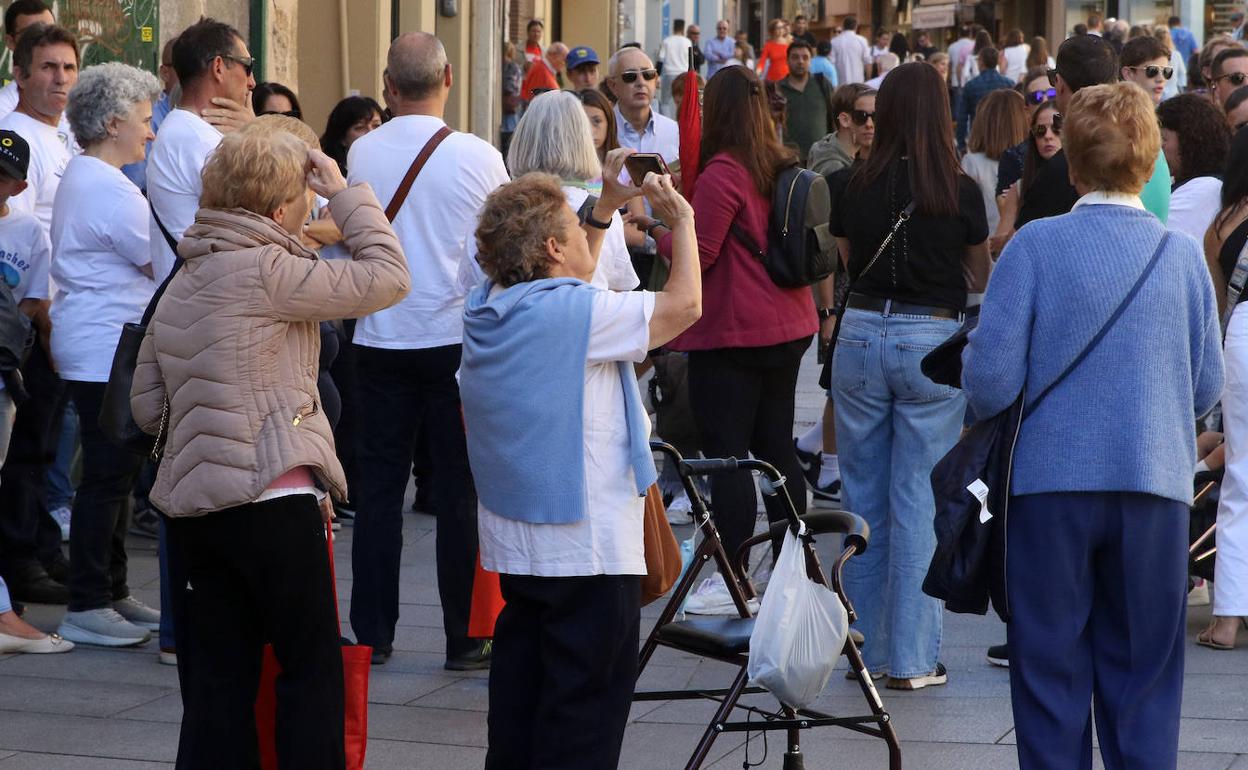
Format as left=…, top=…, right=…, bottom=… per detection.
left=833, top=158, right=989, bottom=311
left=1219, top=216, right=1248, bottom=283
left=1015, top=149, right=1079, bottom=228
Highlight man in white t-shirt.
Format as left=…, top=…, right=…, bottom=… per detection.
left=347, top=31, right=509, bottom=670
left=0, top=23, right=77, bottom=237
left=657, top=18, right=693, bottom=118
left=829, top=16, right=873, bottom=85
left=0, top=0, right=53, bottom=116
left=147, top=18, right=256, bottom=281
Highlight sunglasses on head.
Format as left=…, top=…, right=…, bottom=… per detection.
left=1029, top=87, right=1057, bottom=104
left=1032, top=113, right=1063, bottom=138
left=1127, top=64, right=1174, bottom=80
left=850, top=109, right=875, bottom=126
left=1218, top=71, right=1248, bottom=87
left=222, top=53, right=255, bottom=77
left=619, top=68, right=659, bottom=84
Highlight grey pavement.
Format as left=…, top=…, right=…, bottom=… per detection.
left=2, top=348, right=1247, bottom=768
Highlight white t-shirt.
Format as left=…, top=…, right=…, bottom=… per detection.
left=458, top=185, right=640, bottom=294
left=348, top=114, right=509, bottom=349
left=478, top=288, right=656, bottom=576
left=0, top=110, right=72, bottom=238
left=0, top=207, right=49, bottom=303
left=1002, top=44, right=1030, bottom=82
left=961, top=152, right=1002, bottom=234
left=1168, top=176, right=1223, bottom=244
left=49, top=155, right=155, bottom=382
left=146, top=109, right=223, bottom=280
left=658, top=34, right=693, bottom=75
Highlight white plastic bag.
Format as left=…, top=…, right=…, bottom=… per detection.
left=746, top=521, right=849, bottom=709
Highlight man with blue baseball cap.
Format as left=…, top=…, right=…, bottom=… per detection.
left=566, top=45, right=600, bottom=89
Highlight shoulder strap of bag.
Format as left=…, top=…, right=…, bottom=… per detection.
left=1024, top=232, right=1170, bottom=417
left=1222, top=236, right=1248, bottom=335
left=385, top=125, right=453, bottom=222
left=141, top=203, right=186, bottom=328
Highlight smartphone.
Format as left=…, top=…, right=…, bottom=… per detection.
left=624, top=153, right=670, bottom=186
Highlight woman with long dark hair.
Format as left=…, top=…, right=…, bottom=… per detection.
left=641, top=65, right=816, bottom=613
left=251, top=81, right=302, bottom=119
left=993, top=101, right=1061, bottom=255
left=1159, top=94, right=1230, bottom=242
left=319, top=95, right=384, bottom=175
left=832, top=62, right=990, bottom=689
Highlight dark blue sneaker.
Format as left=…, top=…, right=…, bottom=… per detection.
left=793, top=438, right=821, bottom=488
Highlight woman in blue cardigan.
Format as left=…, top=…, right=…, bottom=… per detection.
left=962, top=82, right=1224, bottom=770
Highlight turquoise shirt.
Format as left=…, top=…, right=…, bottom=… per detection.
left=1140, top=152, right=1171, bottom=224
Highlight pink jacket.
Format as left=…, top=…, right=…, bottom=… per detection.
left=659, top=153, right=817, bottom=351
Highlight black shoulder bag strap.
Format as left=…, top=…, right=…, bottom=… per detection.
left=1022, top=231, right=1170, bottom=417
left=143, top=202, right=186, bottom=327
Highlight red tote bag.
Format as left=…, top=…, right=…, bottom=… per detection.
left=467, top=553, right=505, bottom=639
left=255, top=527, right=370, bottom=770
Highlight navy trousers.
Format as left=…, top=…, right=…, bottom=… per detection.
left=1006, top=492, right=1188, bottom=770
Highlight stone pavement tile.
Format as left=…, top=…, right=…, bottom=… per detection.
left=998, top=717, right=1248, bottom=755
left=709, top=737, right=1016, bottom=769
left=364, top=737, right=487, bottom=769
left=0, top=711, right=178, bottom=763
left=0, top=646, right=175, bottom=689
left=391, top=624, right=455, bottom=654
left=0, top=754, right=172, bottom=769
left=410, top=675, right=489, bottom=711
left=112, top=693, right=181, bottom=724
left=618, top=721, right=748, bottom=770
left=368, top=670, right=462, bottom=706
left=366, top=703, right=488, bottom=747
left=0, top=674, right=173, bottom=718
left=1227, top=754, right=1248, bottom=768
left=0, top=753, right=13, bottom=763
left=1181, top=674, right=1248, bottom=721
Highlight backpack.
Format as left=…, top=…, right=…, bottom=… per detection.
left=0, top=279, right=31, bottom=372
left=729, top=165, right=837, bottom=288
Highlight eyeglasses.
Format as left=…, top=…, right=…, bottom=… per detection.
left=1126, top=65, right=1174, bottom=80
left=1032, top=113, right=1063, bottom=138
left=619, top=68, right=659, bottom=83
left=221, top=53, right=255, bottom=77
left=1216, top=71, right=1248, bottom=87
left=850, top=109, right=875, bottom=126
left=1028, top=88, right=1057, bottom=104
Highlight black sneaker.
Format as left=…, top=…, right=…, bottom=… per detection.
left=370, top=646, right=393, bottom=666
left=886, top=662, right=948, bottom=690
left=810, top=478, right=842, bottom=509
left=6, top=563, right=68, bottom=605
left=793, top=438, right=821, bottom=488
left=128, top=505, right=160, bottom=539
left=986, top=643, right=1009, bottom=668
left=445, top=640, right=492, bottom=671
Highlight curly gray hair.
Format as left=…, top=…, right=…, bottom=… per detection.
left=65, top=62, right=162, bottom=147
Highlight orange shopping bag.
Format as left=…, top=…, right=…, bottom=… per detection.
left=255, top=526, right=370, bottom=770
left=468, top=553, right=504, bottom=638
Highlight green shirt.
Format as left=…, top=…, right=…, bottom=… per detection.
left=779, top=76, right=831, bottom=165
left=1140, top=151, right=1170, bottom=224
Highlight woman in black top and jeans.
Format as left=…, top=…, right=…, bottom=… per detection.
left=831, top=62, right=991, bottom=690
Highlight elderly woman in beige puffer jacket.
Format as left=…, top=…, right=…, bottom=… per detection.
left=129, top=125, right=410, bottom=770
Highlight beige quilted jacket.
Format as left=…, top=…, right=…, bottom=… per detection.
left=130, top=184, right=410, bottom=517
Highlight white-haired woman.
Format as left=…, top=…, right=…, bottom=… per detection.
left=496, top=89, right=639, bottom=291
left=51, top=62, right=163, bottom=648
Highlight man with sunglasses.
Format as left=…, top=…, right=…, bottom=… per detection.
left=1211, top=47, right=1248, bottom=109
left=147, top=18, right=255, bottom=281
left=1120, top=36, right=1174, bottom=106
left=607, top=47, right=679, bottom=170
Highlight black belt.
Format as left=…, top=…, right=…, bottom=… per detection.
left=846, top=293, right=962, bottom=320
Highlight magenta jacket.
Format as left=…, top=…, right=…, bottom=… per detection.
left=658, top=152, right=817, bottom=351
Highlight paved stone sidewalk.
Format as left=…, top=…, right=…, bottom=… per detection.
left=2, top=348, right=1247, bottom=768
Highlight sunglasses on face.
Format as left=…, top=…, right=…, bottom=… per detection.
left=1217, top=71, right=1248, bottom=87
left=1028, top=88, right=1057, bottom=104
left=619, top=69, right=658, bottom=84
left=1032, top=113, right=1062, bottom=138
left=850, top=109, right=875, bottom=126
left=1127, top=64, right=1174, bottom=80
left=222, top=53, right=255, bottom=77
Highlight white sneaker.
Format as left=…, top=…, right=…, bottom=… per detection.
left=666, top=492, right=694, bottom=525
left=683, top=573, right=760, bottom=615
left=113, top=596, right=161, bottom=631
left=58, top=608, right=150, bottom=647
left=1189, top=578, right=1210, bottom=607
left=49, top=506, right=72, bottom=540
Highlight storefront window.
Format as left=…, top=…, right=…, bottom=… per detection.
left=1066, top=0, right=1105, bottom=35
left=1126, top=0, right=1175, bottom=27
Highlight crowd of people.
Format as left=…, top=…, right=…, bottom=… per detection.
left=0, top=1, right=1242, bottom=768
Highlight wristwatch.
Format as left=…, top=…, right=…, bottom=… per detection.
left=645, top=220, right=667, bottom=238
left=577, top=197, right=611, bottom=230
left=817, top=307, right=836, bottom=321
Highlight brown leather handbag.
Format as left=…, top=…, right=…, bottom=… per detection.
left=641, top=483, right=682, bottom=606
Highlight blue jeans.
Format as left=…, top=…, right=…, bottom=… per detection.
left=831, top=308, right=965, bottom=677
left=47, top=399, right=77, bottom=510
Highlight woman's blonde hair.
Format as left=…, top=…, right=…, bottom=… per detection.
left=968, top=89, right=1028, bottom=160
left=200, top=128, right=307, bottom=214
left=475, top=172, right=570, bottom=287
left=250, top=113, right=320, bottom=149
left=1063, top=82, right=1161, bottom=195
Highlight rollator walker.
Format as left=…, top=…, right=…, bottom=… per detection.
left=633, top=442, right=902, bottom=769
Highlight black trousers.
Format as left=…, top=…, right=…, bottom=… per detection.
left=0, top=340, right=66, bottom=579
left=328, top=320, right=358, bottom=504
left=348, top=343, right=478, bottom=657
left=486, top=574, right=641, bottom=770
left=66, top=381, right=144, bottom=611
left=687, top=338, right=811, bottom=561
left=166, top=496, right=345, bottom=770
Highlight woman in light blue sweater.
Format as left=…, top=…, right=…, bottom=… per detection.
left=962, top=83, right=1223, bottom=769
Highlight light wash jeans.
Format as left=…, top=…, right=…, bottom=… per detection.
left=831, top=308, right=966, bottom=678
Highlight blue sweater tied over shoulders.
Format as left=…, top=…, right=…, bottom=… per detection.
left=460, top=277, right=657, bottom=524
